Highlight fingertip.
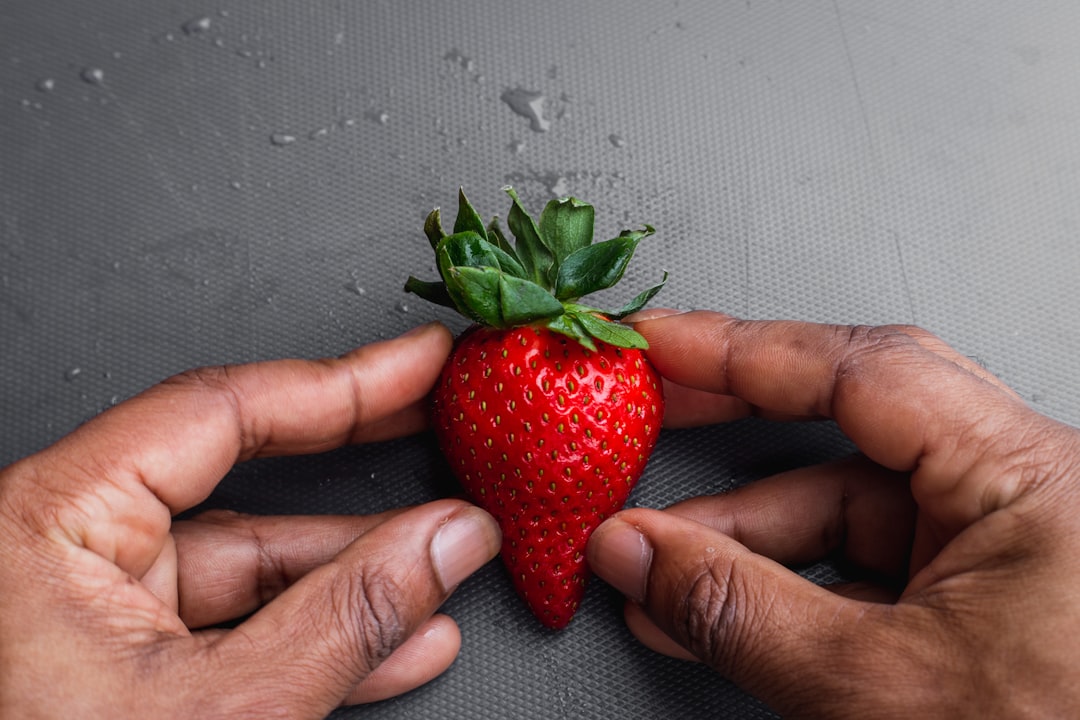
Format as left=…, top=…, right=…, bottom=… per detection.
left=430, top=504, right=502, bottom=593
left=623, top=307, right=688, bottom=323
left=400, top=320, right=453, bottom=345
left=623, top=602, right=699, bottom=662
left=588, top=515, right=654, bottom=604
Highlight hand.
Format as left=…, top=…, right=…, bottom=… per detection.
left=0, top=323, right=501, bottom=719
left=588, top=311, right=1080, bottom=717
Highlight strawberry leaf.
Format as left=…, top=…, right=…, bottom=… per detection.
left=498, top=274, right=565, bottom=325
left=439, top=232, right=527, bottom=279
left=447, top=266, right=565, bottom=328
left=409, top=188, right=667, bottom=337
left=554, top=235, right=640, bottom=301
left=505, top=187, right=554, bottom=287
left=424, top=208, right=446, bottom=250
left=453, top=188, right=489, bottom=240
left=609, top=271, right=669, bottom=319
left=574, top=312, right=649, bottom=349
left=404, top=277, right=456, bottom=310
left=446, top=266, right=505, bottom=327
left=487, top=217, right=520, bottom=263
left=545, top=313, right=598, bottom=352
left=539, top=197, right=594, bottom=267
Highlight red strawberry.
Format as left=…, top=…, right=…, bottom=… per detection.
left=406, top=187, right=667, bottom=629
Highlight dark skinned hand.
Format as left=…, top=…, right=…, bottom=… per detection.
left=589, top=310, right=1080, bottom=718
left=0, top=323, right=501, bottom=718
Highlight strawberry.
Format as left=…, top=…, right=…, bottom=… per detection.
left=405, top=188, right=666, bottom=629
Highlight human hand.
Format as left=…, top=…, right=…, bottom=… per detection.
left=588, top=311, right=1080, bottom=717
left=0, top=323, right=501, bottom=719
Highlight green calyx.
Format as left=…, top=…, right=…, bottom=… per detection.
left=405, top=187, right=667, bottom=350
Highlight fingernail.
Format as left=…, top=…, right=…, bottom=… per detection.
left=623, top=307, right=689, bottom=323
left=401, top=321, right=441, bottom=338
left=589, top=518, right=653, bottom=603
left=430, top=506, right=501, bottom=592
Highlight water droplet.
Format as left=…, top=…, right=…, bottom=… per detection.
left=500, top=88, right=550, bottom=132
left=345, top=281, right=366, bottom=296
left=183, top=16, right=212, bottom=35
left=396, top=301, right=410, bottom=313
left=443, top=48, right=475, bottom=72
left=548, top=176, right=570, bottom=197
left=110, top=395, right=121, bottom=406
left=365, top=109, right=390, bottom=125
left=64, top=367, right=83, bottom=382
left=80, top=67, right=105, bottom=86
left=228, top=180, right=243, bottom=190
left=608, top=133, right=626, bottom=148
left=508, top=139, right=526, bottom=154
left=270, top=133, right=297, bottom=146
left=35, top=78, right=55, bottom=92
left=308, top=126, right=330, bottom=140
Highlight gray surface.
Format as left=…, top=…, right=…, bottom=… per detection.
left=3, top=2, right=1080, bottom=718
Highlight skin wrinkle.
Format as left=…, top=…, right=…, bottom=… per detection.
left=676, top=550, right=748, bottom=675
left=333, top=355, right=370, bottom=446
left=251, top=519, right=292, bottom=609
left=178, top=512, right=292, bottom=625
left=347, top=564, right=409, bottom=674
left=166, top=366, right=250, bottom=455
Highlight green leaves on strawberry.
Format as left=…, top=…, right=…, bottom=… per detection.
left=405, top=187, right=667, bottom=351
left=406, top=188, right=667, bottom=629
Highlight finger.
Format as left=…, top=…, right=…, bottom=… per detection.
left=623, top=602, right=698, bottom=661
left=139, top=534, right=179, bottom=614
left=588, top=509, right=913, bottom=713
left=662, top=456, right=915, bottom=582
left=622, top=576, right=899, bottom=664
left=20, top=322, right=453, bottom=576
left=202, top=500, right=500, bottom=717
left=633, top=311, right=1048, bottom=530
left=170, top=509, right=408, bottom=628
left=657, top=380, right=754, bottom=428
left=193, top=612, right=464, bottom=704
left=343, top=614, right=461, bottom=704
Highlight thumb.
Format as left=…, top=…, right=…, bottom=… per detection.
left=587, top=509, right=899, bottom=712
left=203, top=500, right=501, bottom=717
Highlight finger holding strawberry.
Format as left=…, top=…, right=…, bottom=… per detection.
left=406, top=188, right=668, bottom=629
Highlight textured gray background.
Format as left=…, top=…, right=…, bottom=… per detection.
left=3, top=2, right=1080, bottom=718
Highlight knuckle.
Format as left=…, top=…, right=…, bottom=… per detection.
left=164, top=365, right=258, bottom=456
left=673, top=554, right=757, bottom=672
left=238, top=514, right=292, bottom=605
left=988, top=418, right=1080, bottom=513
left=165, top=364, right=235, bottom=395
left=331, top=563, right=409, bottom=675
left=838, top=323, right=926, bottom=361
left=830, top=324, right=931, bottom=411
